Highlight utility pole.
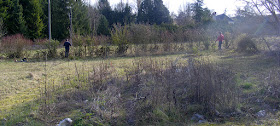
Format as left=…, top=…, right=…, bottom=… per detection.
left=48, top=0, right=51, bottom=41
left=69, top=6, right=73, bottom=44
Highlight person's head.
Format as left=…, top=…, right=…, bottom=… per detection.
left=219, top=32, right=222, bottom=35
left=66, top=39, right=69, bottom=42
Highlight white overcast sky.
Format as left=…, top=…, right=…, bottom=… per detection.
left=89, top=0, right=246, bottom=16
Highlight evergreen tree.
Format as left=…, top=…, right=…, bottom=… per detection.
left=51, top=0, right=69, bottom=40
left=192, top=0, right=204, bottom=24
left=98, top=0, right=113, bottom=26
left=137, top=0, right=171, bottom=24
left=114, top=2, right=135, bottom=25
left=0, top=0, right=12, bottom=32
left=97, top=15, right=110, bottom=36
left=191, top=0, right=212, bottom=26
left=137, top=0, right=153, bottom=24
left=72, top=0, right=90, bottom=35
left=153, top=0, right=172, bottom=24
left=6, top=0, right=27, bottom=35
left=20, top=0, right=44, bottom=39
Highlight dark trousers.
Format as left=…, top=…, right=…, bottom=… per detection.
left=65, top=49, right=69, bottom=58
left=218, top=41, right=222, bottom=50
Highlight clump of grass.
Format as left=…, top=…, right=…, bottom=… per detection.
left=241, top=82, right=253, bottom=90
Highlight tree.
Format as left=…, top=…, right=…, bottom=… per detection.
left=51, top=0, right=69, bottom=40
left=114, top=2, right=135, bottom=25
left=6, top=0, right=27, bottom=35
left=72, top=0, right=90, bottom=35
left=0, top=0, right=11, bottom=22
left=88, top=5, right=101, bottom=36
left=191, top=0, right=212, bottom=26
left=192, top=0, right=204, bottom=23
left=97, top=15, right=110, bottom=36
left=137, top=0, right=172, bottom=24
left=176, top=3, right=194, bottom=26
left=137, top=0, right=153, bottom=23
left=19, top=0, right=44, bottom=39
left=242, top=0, right=280, bottom=34
left=153, top=0, right=172, bottom=24
left=98, top=0, right=114, bottom=26
left=0, top=0, right=11, bottom=34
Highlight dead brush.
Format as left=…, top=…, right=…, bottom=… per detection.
left=118, top=57, right=239, bottom=124
left=36, top=57, right=239, bottom=125
left=262, top=69, right=280, bottom=109
left=0, top=34, right=32, bottom=58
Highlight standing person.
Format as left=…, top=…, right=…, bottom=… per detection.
left=63, top=39, right=71, bottom=58
left=216, top=32, right=224, bottom=50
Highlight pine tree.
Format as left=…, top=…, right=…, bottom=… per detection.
left=98, top=0, right=113, bottom=26
left=51, top=0, right=69, bottom=40
left=192, top=0, right=204, bottom=24
left=137, top=0, right=171, bottom=24
left=20, top=0, right=44, bottom=39
left=72, top=0, right=90, bottom=35
left=6, top=0, right=27, bottom=35
left=97, top=15, right=110, bottom=36
left=0, top=0, right=12, bottom=32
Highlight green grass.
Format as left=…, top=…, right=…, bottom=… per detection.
left=0, top=48, right=279, bottom=125
left=0, top=54, right=182, bottom=118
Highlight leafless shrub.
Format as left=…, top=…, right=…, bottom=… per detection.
left=0, top=34, right=32, bottom=58
left=38, top=57, right=239, bottom=125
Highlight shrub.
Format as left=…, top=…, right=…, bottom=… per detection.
left=45, top=39, right=60, bottom=58
left=95, top=35, right=110, bottom=57
left=111, top=24, right=129, bottom=55
left=95, top=46, right=110, bottom=58
left=203, top=41, right=210, bottom=50
left=127, top=23, right=154, bottom=44
left=0, top=34, right=32, bottom=58
left=236, top=34, right=258, bottom=53
left=224, top=32, right=233, bottom=49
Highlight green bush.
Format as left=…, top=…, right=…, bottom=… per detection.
left=45, top=39, right=59, bottom=58
left=111, top=25, right=130, bottom=55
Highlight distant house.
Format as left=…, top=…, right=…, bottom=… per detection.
left=213, top=13, right=234, bottom=24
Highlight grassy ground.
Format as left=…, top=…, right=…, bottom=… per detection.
left=0, top=49, right=279, bottom=125
left=0, top=55, right=181, bottom=118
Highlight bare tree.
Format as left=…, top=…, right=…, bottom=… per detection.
left=242, top=0, right=280, bottom=34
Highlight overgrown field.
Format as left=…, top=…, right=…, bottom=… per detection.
left=1, top=47, right=280, bottom=125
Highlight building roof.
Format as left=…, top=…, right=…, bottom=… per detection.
left=216, top=14, right=234, bottom=22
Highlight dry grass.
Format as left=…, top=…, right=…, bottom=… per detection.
left=1, top=47, right=280, bottom=125
left=0, top=55, right=181, bottom=119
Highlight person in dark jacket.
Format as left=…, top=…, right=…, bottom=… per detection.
left=63, top=39, right=71, bottom=58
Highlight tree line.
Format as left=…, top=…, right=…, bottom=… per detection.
left=0, top=0, right=214, bottom=41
